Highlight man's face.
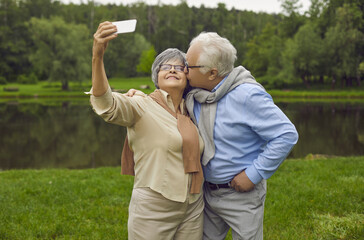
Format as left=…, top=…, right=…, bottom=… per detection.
left=185, top=43, right=210, bottom=89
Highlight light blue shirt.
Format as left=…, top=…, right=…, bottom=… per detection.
left=194, top=79, right=298, bottom=184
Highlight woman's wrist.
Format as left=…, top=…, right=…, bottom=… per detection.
left=92, top=54, right=103, bottom=61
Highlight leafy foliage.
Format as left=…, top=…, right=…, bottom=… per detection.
left=0, top=0, right=363, bottom=89
left=28, top=17, right=91, bottom=90
left=17, top=73, right=38, bottom=84
left=137, top=46, right=156, bottom=75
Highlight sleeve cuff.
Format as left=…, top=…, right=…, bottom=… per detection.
left=87, top=87, right=114, bottom=115
left=245, top=165, right=263, bottom=185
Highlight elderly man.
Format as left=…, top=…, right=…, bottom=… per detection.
left=184, top=32, right=299, bottom=240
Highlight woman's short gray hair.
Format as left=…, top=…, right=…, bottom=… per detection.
left=151, top=48, right=186, bottom=89
left=190, top=32, right=237, bottom=77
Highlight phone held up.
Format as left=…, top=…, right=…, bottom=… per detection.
left=112, top=19, right=137, bottom=34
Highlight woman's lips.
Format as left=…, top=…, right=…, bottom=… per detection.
left=167, top=75, right=179, bottom=80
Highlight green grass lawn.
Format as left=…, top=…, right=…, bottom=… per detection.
left=1, top=78, right=364, bottom=100
left=0, top=156, right=363, bottom=239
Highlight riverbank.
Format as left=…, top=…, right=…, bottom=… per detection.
left=1, top=78, right=364, bottom=101
left=0, top=77, right=153, bottom=98
left=0, top=156, right=363, bottom=239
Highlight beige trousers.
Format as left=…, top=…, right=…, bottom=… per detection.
left=128, top=187, right=204, bottom=240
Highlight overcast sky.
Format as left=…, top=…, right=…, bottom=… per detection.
left=61, top=0, right=311, bottom=14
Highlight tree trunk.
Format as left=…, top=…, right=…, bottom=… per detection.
left=302, top=75, right=310, bottom=88
left=4, top=1, right=7, bottom=27
left=62, top=81, right=69, bottom=91
left=319, top=75, right=324, bottom=84
left=356, top=71, right=361, bottom=86
left=331, top=75, right=336, bottom=90
left=345, top=75, right=352, bottom=87
left=341, top=76, right=345, bottom=88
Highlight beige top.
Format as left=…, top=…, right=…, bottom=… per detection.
left=89, top=87, right=204, bottom=203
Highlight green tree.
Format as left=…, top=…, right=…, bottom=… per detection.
left=0, top=0, right=32, bottom=82
left=22, top=0, right=60, bottom=19
left=152, top=1, right=192, bottom=52
left=244, top=23, right=285, bottom=88
left=316, top=0, right=364, bottom=36
left=137, top=46, right=156, bottom=75
left=280, top=0, right=303, bottom=14
left=278, top=0, right=306, bottom=38
left=323, top=3, right=363, bottom=87
left=28, top=17, right=91, bottom=90
left=282, top=22, right=323, bottom=87
left=244, top=23, right=277, bottom=77
left=307, top=0, right=325, bottom=20
left=103, top=33, right=152, bottom=78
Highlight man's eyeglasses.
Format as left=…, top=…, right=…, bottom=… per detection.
left=159, top=64, right=185, bottom=72
left=185, top=63, right=205, bottom=73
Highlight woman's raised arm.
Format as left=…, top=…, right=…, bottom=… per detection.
left=92, top=21, right=118, bottom=97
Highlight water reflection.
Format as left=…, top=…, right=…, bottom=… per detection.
left=0, top=100, right=363, bottom=170
left=280, top=101, right=364, bottom=158
left=0, top=101, right=126, bottom=170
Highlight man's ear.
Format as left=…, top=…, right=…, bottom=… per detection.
left=208, top=68, right=219, bottom=81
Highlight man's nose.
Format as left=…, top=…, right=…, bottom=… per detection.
left=184, top=66, right=189, bottom=74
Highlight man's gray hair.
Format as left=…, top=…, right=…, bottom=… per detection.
left=190, top=32, right=237, bottom=77
left=151, top=48, right=186, bottom=89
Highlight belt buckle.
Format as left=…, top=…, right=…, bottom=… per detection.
left=207, top=182, right=231, bottom=190
left=207, top=182, right=216, bottom=190
left=207, top=182, right=221, bottom=190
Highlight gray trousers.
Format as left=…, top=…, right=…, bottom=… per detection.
left=203, top=180, right=267, bottom=240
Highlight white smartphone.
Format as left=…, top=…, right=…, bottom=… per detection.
left=112, top=19, right=137, bottom=34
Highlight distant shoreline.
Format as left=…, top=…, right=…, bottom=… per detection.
left=1, top=77, right=364, bottom=101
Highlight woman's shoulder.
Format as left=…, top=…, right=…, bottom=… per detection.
left=110, top=91, right=151, bottom=111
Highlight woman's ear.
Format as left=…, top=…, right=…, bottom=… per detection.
left=208, top=68, right=219, bottom=81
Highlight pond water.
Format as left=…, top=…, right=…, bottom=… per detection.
left=0, top=99, right=363, bottom=170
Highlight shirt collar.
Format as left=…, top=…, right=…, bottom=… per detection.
left=211, top=75, right=228, bottom=92
left=158, top=89, right=186, bottom=114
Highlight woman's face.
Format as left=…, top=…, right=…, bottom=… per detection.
left=157, top=59, right=187, bottom=94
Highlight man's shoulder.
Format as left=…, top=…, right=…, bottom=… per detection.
left=219, top=83, right=268, bottom=107
left=229, top=83, right=266, bottom=97
left=235, top=82, right=264, bottom=90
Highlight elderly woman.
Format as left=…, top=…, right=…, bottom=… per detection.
left=90, top=21, right=204, bottom=240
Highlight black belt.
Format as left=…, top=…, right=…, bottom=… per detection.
left=206, top=181, right=231, bottom=190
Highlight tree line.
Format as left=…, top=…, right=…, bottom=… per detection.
left=0, top=0, right=363, bottom=90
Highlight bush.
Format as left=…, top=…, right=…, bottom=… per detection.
left=257, top=75, right=287, bottom=90
left=0, top=76, right=7, bottom=85
left=17, top=73, right=38, bottom=84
